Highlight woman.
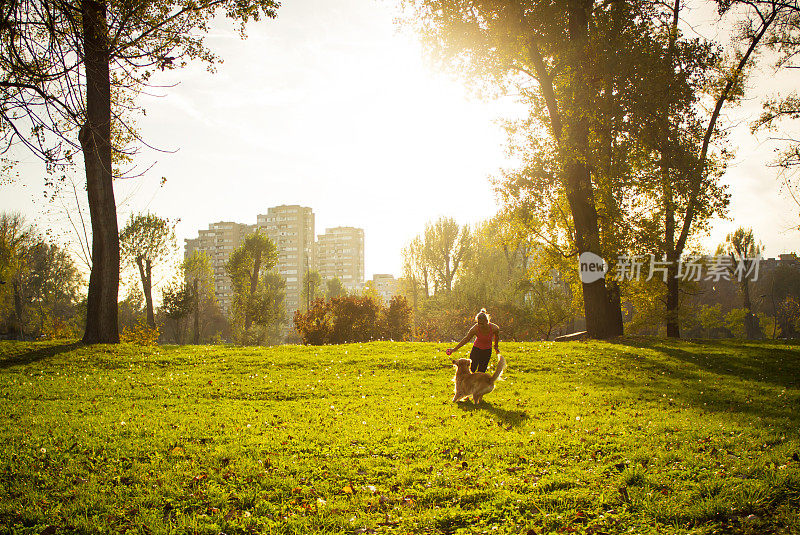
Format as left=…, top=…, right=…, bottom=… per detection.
left=447, top=308, right=500, bottom=373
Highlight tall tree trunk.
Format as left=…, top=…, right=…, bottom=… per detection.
left=741, top=278, right=761, bottom=339
left=445, top=256, right=452, bottom=292
left=80, top=0, right=119, bottom=344
left=12, top=278, right=25, bottom=340
left=665, top=273, right=680, bottom=337
left=192, top=278, right=200, bottom=344
left=244, top=250, right=261, bottom=332
left=523, top=0, right=622, bottom=339
left=411, top=282, right=418, bottom=341
left=663, top=0, right=681, bottom=339
left=146, top=259, right=154, bottom=327
left=565, top=160, right=622, bottom=338
left=664, top=166, right=680, bottom=338
left=563, top=0, right=623, bottom=339
left=136, top=256, right=155, bottom=328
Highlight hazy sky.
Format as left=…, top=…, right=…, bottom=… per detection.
left=2, top=0, right=798, bottom=280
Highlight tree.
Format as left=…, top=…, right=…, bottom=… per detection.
left=402, top=235, right=431, bottom=299
left=20, top=240, right=83, bottom=337
left=776, top=295, right=800, bottom=337
left=401, top=218, right=471, bottom=338
left=518, top=277, right=574, bottom=340
left=182, top=251, right=218, bottom=344
left=718, top=227, right=763, bottom=338
left=399, top=213, right=577, bottom=342
left=362, top=280, right=383, bottom=303
left=619, top=0, right=732, bottom=338
left=161, top=278, right=193, bottom=344
left=293, top=298, right=332, bottom=345
left=698, top=303, right=726, bottom=338
left=769, top=263, right=800, bottom=330
left=225, top=231, right=278, bottom=342
left=325, top=277, right=347, bottom=299
left=293, top=295, right=400, bottom=345
left=384, top=296, right=413, bottom=341
left=658, top=0, right=782, bottom=337
left=1, top=0, right=280, bottom=343
left=301, top=270, right=322, bottom=311
left=119, top=213, right=176, bottom=329
left=329, top=295, right=384, bottom=343
left=118, top=286, right=145, bottom=333
left=0, top=213, right=82, bottom=339
left=456, top=217, right=575, bottom=340
left=0, top=213, right=33, bottom=338
left=401, top=235, right=431, bottom=337
left=405, top=0, right=779, bottom=338
left=405, top=0, right=644, bottom=337
left=250, top=272, right=286, bottom=345
left=457, top=217, right=533, bottom=303
left=422, top=217, right=471, bottom=293
left=724, top=308, right=749, bottom=338
left=750, top=0, right=800, bottom=187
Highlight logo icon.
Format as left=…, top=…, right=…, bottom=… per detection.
left=579, top=252, right=608, bottom=284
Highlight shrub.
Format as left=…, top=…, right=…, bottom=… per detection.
left=384, top=295, right=412, bottom=341
left=724, top=308, right=748, bottom=338
left=293, top=295, right=412, bottom=345
left=210, top=333, right=226, bottom=345
left=41, top=316, right=80, bottom=340
left=120, top=318, right=160, bottom=346
left=293, top=298, right=332, bottom=345
left=329, top=295, right=383, bottom=343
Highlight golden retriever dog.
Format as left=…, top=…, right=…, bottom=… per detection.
left=451, top=354, right=506, bottom=404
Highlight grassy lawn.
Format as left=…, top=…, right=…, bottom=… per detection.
left=0, top=339, right=798, bottom=534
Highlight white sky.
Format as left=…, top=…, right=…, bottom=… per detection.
left=1, top=0, right=798, bottom=281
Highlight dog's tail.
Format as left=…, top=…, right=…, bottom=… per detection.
left=491, top=354, right=506, bottom=382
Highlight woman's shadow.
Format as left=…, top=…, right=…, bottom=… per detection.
left=456, top=400, right=529, bottom=428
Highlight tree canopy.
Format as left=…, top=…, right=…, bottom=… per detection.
left=403, top=0, right=785, bottom=337
left=1, top=0, right=280, bottom=343
left=119, top=212, right=176, bottom=328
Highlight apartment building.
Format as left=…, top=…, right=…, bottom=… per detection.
left=186, top=210, right=367, bottom=325
left=256, top=205, right=315, bottom=315
left=369, top=274, right=399, bottom=303
left=184, top=221, right=255, bottom=312
left=316, top=227, right=365, bottom=292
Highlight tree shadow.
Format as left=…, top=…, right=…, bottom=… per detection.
left=579, top=338, right=800, bottom=427
left=0, top=342, right=82, bottom=369
left=456, top=400, right=529, bottom=427
left=613, top=338, right=800, bottom=390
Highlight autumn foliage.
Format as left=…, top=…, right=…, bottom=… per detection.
left=293, top=295, right=412, bottom=345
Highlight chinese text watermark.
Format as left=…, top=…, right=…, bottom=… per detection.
left=613, top=254, right=761, bottom=282
left=579, top=253, right=762, bottom=283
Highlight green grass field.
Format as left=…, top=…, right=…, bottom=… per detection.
left=0, top=339, right=798, bottom=534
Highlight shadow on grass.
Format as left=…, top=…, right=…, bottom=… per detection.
left=581, top=338, right=800, bottom=427
left=0, top=342, right=82, bottom=369
left=621, top=338, right=800, bottom=387
left=456, top=400, right=529, bottom=427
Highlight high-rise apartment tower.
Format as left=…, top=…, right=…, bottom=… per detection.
left=256, top=205, right=315, bottom=315
left=184, top=221, right=255, bottom=312
left=316, top=227, right=365, bottom=292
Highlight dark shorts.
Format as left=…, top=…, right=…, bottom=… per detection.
left=469, top=346, right=492, bottom=373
